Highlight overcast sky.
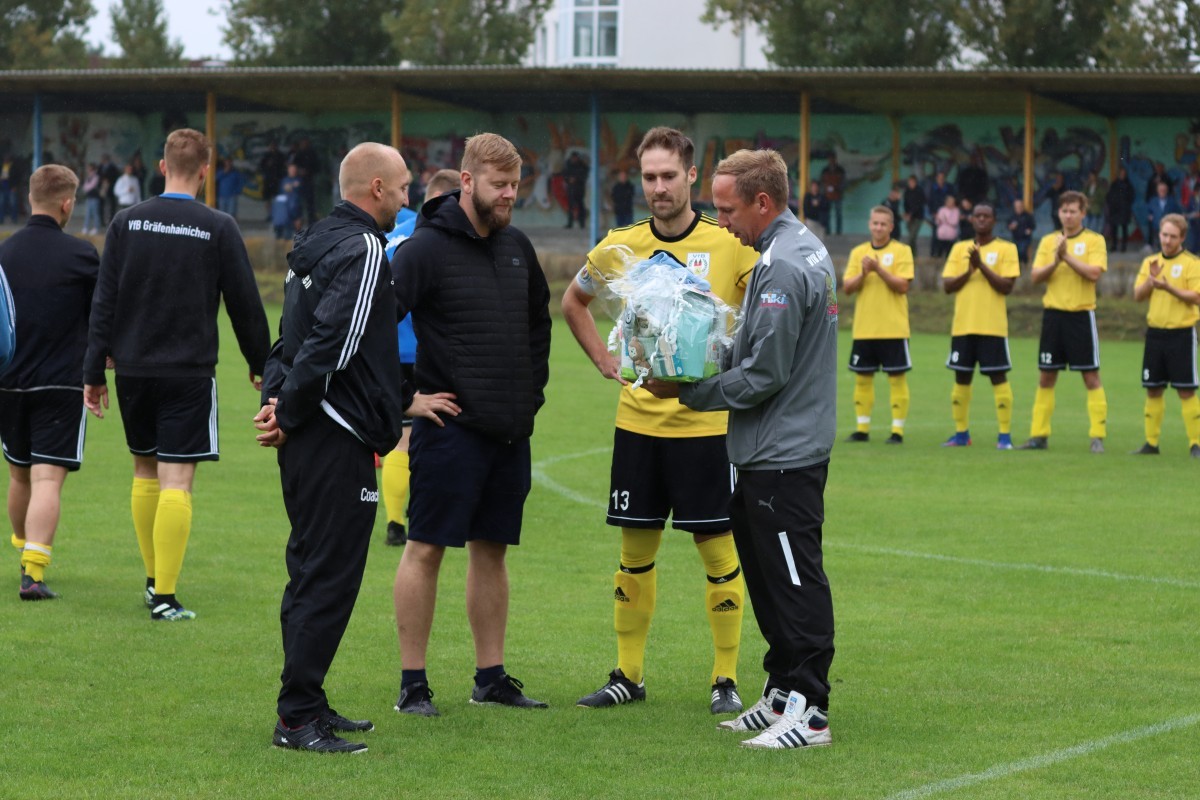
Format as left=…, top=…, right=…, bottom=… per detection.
left=87, top=0, right=233, bottom=61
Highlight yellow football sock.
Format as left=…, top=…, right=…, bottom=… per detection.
left=20, top=543, right=51, bottom=582
left=1031, top=386, right=1056, bottom=438
left=696, top=535, right=743, bottom=685
left=1180, top=394, right=1200, bottom=446
left=951, top=383, right=972, bottom=433
left=888, top=373, right=910, bottom=435
left=153, top=489, right=193, bottom=596
left=131, top=477, right=160, bottom=580
left=854, top=374, right=874, bottom=433
left=1087, top=387, right=1108, bottom=439
left=382, top=450, right=410, bottom=525
left=11, top=533, right=25, bottom=553
left=992, top=381, right=1014, bottom=434
left=1144, top=394, right=1166, bottom=447
left=614, top=529, right=661, bottom=684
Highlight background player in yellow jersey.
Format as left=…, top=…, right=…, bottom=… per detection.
left=1130, top=214, right=1200, bottom=457
left=1018, top=191, right=1109, bottom=453
left=940, top=204, right=1020, bottom=448
left=843, top=206, right=914, bottom=444
left=561, top=127, right=757, bottom=713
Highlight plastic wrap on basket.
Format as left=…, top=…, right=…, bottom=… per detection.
left=595, top=248, right=741, bottom=389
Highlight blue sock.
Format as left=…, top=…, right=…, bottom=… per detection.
left=401, top=669, right=427, bottom=689
left=475, top=664, right=505, bottom=687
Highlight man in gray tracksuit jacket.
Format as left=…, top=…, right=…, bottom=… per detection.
left=649, top=149, right=837, bottom=749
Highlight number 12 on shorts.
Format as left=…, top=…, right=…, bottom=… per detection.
left=1040, top=351, right=1053, bottom=365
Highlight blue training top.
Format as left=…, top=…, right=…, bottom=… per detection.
left=386, top=208, right=418, bottom=364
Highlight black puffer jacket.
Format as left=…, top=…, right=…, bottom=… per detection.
left=391, top=191, right=551, bottom=442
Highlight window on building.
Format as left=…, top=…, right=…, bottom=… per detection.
left=572, top=0, right=619, bottom=63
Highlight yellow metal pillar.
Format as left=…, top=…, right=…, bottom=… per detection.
left=1023, top=91, right=1035, bottom=208
left=391, top=90, right=403, bottom=151
left=799, top=90, right=811, bottom=218
left=205, top=91, right=217, bottom=207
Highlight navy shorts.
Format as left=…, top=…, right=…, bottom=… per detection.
left=946, top=335, right=1012, bottom=373
left=0, top=388, right=87, bottom=471
left=606, top=428, right=733, bottom=534
left=115, top=375, right=219, bottom=463
left=407, top=418, right=530, bottom=548
left=849, top=338, right=912, bottom=373
left=1038, top=309, right=1099, bottom=371
left=1142, top=327, right=1198, bottom=389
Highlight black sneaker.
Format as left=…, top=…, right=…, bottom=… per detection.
left=1131, top=442, right=1160, bottom=455
left=323, top=707, right=374, bottom=733
left=710, top=677, right=743, bottom=714
left=1191, top=444, right=1200, bottom=459
left=885, top=432, right=903, bottom=445
left=394, top=681, right=440, bottom=717
left=386, top=521, right=407, bottom=546
left=470, top=673, right=548, bottom=709
left=272, top=719, right=367, bottom=754
left=19, top=573, right=58, bottom=601
left=1016, top=436, right=1049, bottom=450
left=576, top=669, right=646, bottom=708
left=845, top=432, right=869, bottom=443
left=150, top=596, right=196, bottom=621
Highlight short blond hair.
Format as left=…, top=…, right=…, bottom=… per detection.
left=1161, top=213, right=1188, bottom=238
left=29, top=165, right=79, bottom=206
left=870, top=205, right=894, bottom=222
left=462, top=133, right=521, bottom=175
left=424, top=168, right=461, bottom=199
left=713, top=149, right=789, bottom=209
left=163, top=128, right=211, bottom=177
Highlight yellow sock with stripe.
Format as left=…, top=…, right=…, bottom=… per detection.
left=1031, top=386, right=1056, bottom=438
left=11, top=533, right=25, bottom=554
left=1180, top=394, right=1200, bottom=446
left=614, top=529, right=661, bottom=684
left=131, top=478, right=160, bottom=581
left=695, top=535, right=742, bottom=685
left=1087, top=387, right=1108, bottom=439
left=382, top=450, right=410, bottom=526
left=888, top=373, right=910, bottom=435
left=992, top=382, right=1014, bottom=434
left=1144, top=394, right=1165, bottom=447
left=854, top=374, right=874, bottom=433
left=152, top=489, right=193, bottom=596
left=951, top=383, right=972, bottom=433
left=21, top=543, right=51, bottom=582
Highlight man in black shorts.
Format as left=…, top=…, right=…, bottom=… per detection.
left=0, top=165, right=99, bottom=600
left=84, top=128, right=270, bottom=621
left=390, top=133, right=552, bottom=716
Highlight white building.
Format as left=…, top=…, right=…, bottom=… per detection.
left=528, top=0, right=770, bottom=69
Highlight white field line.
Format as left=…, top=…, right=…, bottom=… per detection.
left=885, top=714, right=1200, bottom=800
left=531, top=449, right=1199, bottom=589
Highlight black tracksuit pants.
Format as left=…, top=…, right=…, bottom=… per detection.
left=276, top=411, right=377, bottom=725
left=729, top=462, right=835, bottom=710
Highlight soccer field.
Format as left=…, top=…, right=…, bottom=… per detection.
left=2, top=313, right=1198, bottom=799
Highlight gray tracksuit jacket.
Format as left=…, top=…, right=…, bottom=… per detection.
left=680, top=209, right=837, bottom=471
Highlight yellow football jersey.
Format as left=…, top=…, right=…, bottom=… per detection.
left=1136, top=250, right=1200, bottom=329
left=843, top=239, right=914, bottom=339
left=1033, top=229, right=1108, bottom=311
left=942, top=238, right=1021, bottom=336
left=583, top=213, right=757, bottom=438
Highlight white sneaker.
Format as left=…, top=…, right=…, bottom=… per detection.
left=716, top=687, right=785, bottom=731
left=740, top=691, right=831, bottom=749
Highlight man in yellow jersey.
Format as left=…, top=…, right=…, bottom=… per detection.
left=561, top=127, right=757, bottom=713
left=843, top=206, right=914, bottom=444
left=940, top=204, right=1021, bottom=449
left=1017, top=190, right=1109, bottom=453
left=1130, top=214, right=1200, bottom=457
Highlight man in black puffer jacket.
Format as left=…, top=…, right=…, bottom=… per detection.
left=255, top=142, right=457, bottom=754
left=390, top=132, right=552, bottom=717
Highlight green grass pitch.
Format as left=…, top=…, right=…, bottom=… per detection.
left=2, top=310, right=1198, bottom=799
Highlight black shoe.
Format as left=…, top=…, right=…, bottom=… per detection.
left=885, top=432, right=903, bottom=445
left=470, top=673, right=548, bottom=708
left=394, top=681, right=440, bottom=717
left=19, top=573, right=58, bottom=600
left=323, top=707, right=374, bottom=733
left=1191, top=444, right=1200, bottom=459
left=386, top=521, right=407, bottom=546
left=845, top=432, right=869, bottom=443
left=273, top=719, right=367, bottom=754
left=710, top=677, right=743, bottom=714
left=1131, top=442, right=1160, bottom=455
left=576, top=669, right=646, bottom=708
left=1016, top=436, right=1048, bottom=450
